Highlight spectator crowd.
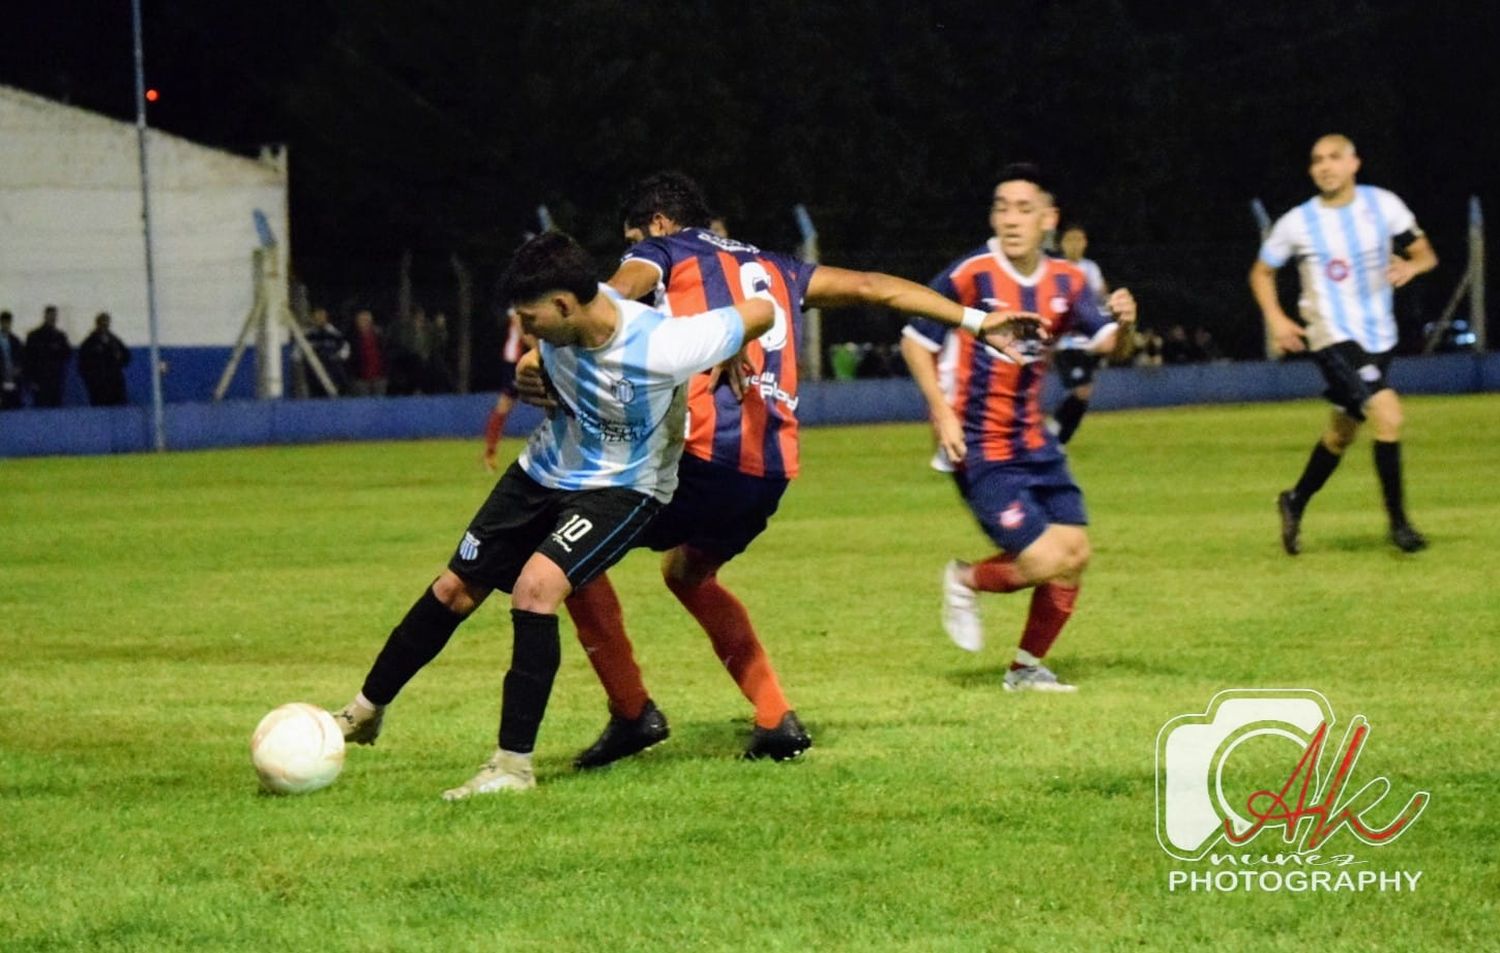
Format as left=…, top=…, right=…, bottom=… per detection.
left=0, top=306, right=132, bottom=410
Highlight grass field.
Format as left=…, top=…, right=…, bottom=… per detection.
left=3, top=395, right=1498, bottom=951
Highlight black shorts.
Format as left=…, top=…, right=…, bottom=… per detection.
left=1052, top=348, right=1102, bottom=388
left=641, top=454, right=789, bottom=562
left=448, top=462, right=661, bottom=592
left=1313, top=341, right=1394, bottom=421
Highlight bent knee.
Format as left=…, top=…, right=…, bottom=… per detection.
left=432, top=571, right=487, bottom=616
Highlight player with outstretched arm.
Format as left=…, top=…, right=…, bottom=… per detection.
left=329, top=231, right=773, bottom=799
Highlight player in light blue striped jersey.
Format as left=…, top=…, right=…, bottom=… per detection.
left=329, top=231, right=773, bottom=799
left=1250, top=134, right=1438, bottom=554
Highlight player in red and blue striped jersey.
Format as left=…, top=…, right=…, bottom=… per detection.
left=520, top=172, right=1031, bottom=763
left=902, top=163, right=1137, bottom=692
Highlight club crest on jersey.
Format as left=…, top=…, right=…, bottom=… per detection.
left=1050, top=295, right=1070, bottom=315
left=1000, top=502, right=1025, bottom=530
left=1325, top=259, right=1351, bottom=282
left=610, top=377, right=636, bottom=404
left=458, top=532, right=481, bottom=561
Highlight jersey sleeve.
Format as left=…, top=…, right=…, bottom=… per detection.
left=902, top=267, right=960, bottom=353
left=1258, top=213, right=1299, bottom=269
left=762, top=250, right=817, bottom=306
left=1378, top=189, right=1421, bottom=238
left=620, top=238, right=672, bottom=282
left=646, top=305, right=746, bottom=384
left=1065, top=282, right=1117, bottom=343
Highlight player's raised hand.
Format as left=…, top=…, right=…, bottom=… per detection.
left=978, top=311, right=1047, bottom=364
left=514, top=350, right=557, bottom=409
left=1107, top=288, right=1137, bottom=326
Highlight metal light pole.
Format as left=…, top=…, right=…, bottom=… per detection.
left=131, top=0, right=166, bottom=451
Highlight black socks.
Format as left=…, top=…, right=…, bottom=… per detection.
left=498, top=609, right=561, bottom=754
left=361, top=587, right=467, bottom=706
left=1290, top=442, right=1343, bottom=512
left=1373, top=440, right=1408, bottom=527
left=1055, top=395, right=1089, bottom=445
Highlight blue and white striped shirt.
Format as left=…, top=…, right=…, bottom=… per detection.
left=519, top=286, right=745, bottom=502
left=1259, top=185, right=1421, bottom=354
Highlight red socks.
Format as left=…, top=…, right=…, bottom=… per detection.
left=565, top=577, right=649, bottom=720
left=972, top=553, right=1028, bottom=593
left=668, top=574, right=790, bottom=730
left=483, top=407, right=506, bottom=454
left=1014, top=582, right=1079, bottom=667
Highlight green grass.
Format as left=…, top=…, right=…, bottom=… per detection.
left=2, top=395, right=1498, bottom=952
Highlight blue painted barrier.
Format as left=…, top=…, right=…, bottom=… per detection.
left=3, top=353, right=1496, bottom=459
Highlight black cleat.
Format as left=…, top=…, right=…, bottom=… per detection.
left=1277, top=490, right=1303, bottom=556
left=1390, top=524, right=1429, bottom=553
left=573, top=700, right=670, bottom=770
left=744, top=711, right=812, bottom=762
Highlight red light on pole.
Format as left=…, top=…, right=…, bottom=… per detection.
left=145, top=88, right=159, bottom=102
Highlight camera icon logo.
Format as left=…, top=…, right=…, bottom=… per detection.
left=1155, top=689, right=1428, bottom=861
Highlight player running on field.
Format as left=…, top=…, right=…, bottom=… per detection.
left=901, top=163, right=1136, bottom=692
left=1048, top=223, right=1112, bottom=445
left=1250, top=134, right=1437, bottom=554
left=520, top=171, right=1035, bottom=764
left=330, top=231, right=773, bottom=799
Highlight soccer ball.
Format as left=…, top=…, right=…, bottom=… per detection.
left=250, top=703, right=345, bottom=795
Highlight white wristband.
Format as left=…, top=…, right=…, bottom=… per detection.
left=960, top=307, right=986, bottom=336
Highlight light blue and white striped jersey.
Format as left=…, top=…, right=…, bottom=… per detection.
left=519, top=286, right=745, bottom=502
left=1259, top=186, right=1422, bottom=353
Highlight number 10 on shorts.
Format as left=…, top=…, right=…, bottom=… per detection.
left=551, top=513, right=594, bottom=551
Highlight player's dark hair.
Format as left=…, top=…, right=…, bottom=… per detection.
left=499, top=231, right=599, bottom=307
left=995, top=162, right=1055, bottom=204
left=1059, top=222, right=1087, bottom=236
left=621, top=171, right=714, bottom=231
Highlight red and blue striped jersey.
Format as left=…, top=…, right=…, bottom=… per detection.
left=902, top=239, right=1116, bottom=465
left=623, top=228, right=816, bottom=479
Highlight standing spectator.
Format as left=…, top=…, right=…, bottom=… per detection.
left=305, top=307, right=351, bottom=397
left=1161, top=324, right=1196, bottom=365
left=388, top=306, right=431, bottom=395
left=78, top=312, right=131, bottom=406
left=348, top=309, right=387, bottom=396
left=24, top=305, right=72, bottom=408
left=426, top=310, right=455, bottom=393
left=0, top=311, right=24, bottom=409
left=1193, top=327, right=1223, bottom=362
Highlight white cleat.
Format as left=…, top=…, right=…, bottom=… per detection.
left=941, top=560, right=984, bottom=652
left=1003, top=664, right=1078, bottom=693
left=442, top=749, right=536, bottom=801
left=330, top=698, right=385, bottom=745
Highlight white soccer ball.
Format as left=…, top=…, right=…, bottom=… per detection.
left=250, top=703, right=345, bottom=795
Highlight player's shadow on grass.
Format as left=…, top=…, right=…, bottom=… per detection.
left=1317, top=532, right=1438, bottom=554
left=540, top=720, right=784, bottom=786
left=941, top=653, right=1179, bottom=689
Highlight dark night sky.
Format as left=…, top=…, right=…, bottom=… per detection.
left=3, top=0, right=1495, bottom=359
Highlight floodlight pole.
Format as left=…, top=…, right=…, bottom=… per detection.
left=132, top=0, right=166, bottom=451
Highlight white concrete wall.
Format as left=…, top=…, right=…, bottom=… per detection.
left=0, top=85, right=289, bottom=348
